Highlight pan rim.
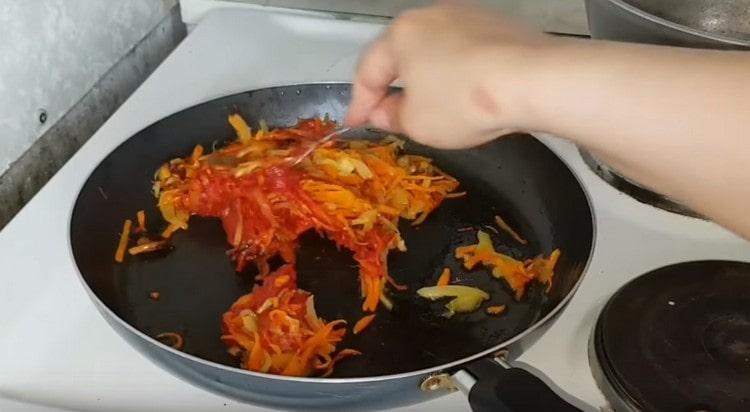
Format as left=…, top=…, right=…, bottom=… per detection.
left=597, top=0, right=750, bottom=46
left=67, top=82, right=597, bottom=384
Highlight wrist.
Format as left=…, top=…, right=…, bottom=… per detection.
left=493, top=38, right=591, bottom=139
left=478, top=38, right=562, bottom=134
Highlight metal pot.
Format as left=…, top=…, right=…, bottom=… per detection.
left=585, top=0, right=750, bottom=48
left=582, top=0, right=749, bottom=216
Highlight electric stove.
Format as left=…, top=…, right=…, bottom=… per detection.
left=1, top=4, right=748, bottom=412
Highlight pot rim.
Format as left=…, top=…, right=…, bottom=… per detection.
left=594, top=0, right=750, bottom=47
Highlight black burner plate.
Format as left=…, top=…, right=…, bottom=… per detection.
left=592, top=261, right=750, bottom=411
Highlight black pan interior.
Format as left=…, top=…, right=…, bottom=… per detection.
left=70, top=84, right=593, bottom=377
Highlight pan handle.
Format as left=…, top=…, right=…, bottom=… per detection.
left=454, top=356, right=582, bottom=412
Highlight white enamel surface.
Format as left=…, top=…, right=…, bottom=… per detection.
left=0, top=6, right=748, bottom=412
left=179, top=0, right=589, bottom=35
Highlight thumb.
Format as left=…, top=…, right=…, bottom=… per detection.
left=367, top=92, right=405, bottom=134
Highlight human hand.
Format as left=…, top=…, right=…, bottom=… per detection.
left=346, top=2, right=553, bottom=149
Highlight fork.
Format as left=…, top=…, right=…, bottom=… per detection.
left=285, top=126, right=352, bottom=166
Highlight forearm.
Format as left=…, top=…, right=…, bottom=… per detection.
left=348, top=3, right=750, bottom=238
left=517, top=39, right=750, bottom=238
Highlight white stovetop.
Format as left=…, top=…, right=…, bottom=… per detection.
left=1, top=7, right=748, bottom=412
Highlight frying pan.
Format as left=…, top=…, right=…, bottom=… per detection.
left=70, top=83, right=594, bottom=411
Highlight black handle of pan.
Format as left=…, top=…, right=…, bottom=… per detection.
left=462, top=357, right=582, bottom=412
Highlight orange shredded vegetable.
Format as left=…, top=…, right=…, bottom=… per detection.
left=444, top=191, right=467, bottom=199
left=136, top=210, right=147, bottom=233
left=115, top=219, right=132, bottom=263
left=353, top=314, right=376, bottom=335
left=436, top=267, right=451, bottom=287
left=128, top=240, right=169, bottom=255
left=456, top=230, right=560, bottom=300
left=322, top=348, right=362, bottom=377
left=154, top=116, right=457, bottom=311
left=161, top=223, right=181, bottom=239
left=222, top=264, right=355, bottom=376
left=486, top=305, right=506, bottom=315
left=228, top=113, right=253, bottom=144
left=494, top=215, right=527, bottom=245
left=145, top=115, right=459, bottom=376
left=156, top=332, right=184, bottom=350
left=274, top=275, right=291, bottom=287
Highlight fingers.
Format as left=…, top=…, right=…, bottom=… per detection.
left=368, top=92, right=405, bottom=133
left=346, top=37, right=398, bottom=127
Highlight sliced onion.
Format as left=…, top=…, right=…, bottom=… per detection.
left=305, top=296, right=325, bottom=331
left=227, top=346, right=242, bottom=357
left=156, top=332, right=184, bottom=350
left=350, top=158, right=373, bottom=179
left=379, top=293, right=394, bottom=311
left=417, top=285, right=490, bottom=318
left=260, top=353, right=273, bottom=373
left=383, top=135, right=405, bottom=149
left=234, top=160, right=262, bottom=177
left=257, top=297, right=278, bottom=314
left=241, top=311, right=258, bottom=333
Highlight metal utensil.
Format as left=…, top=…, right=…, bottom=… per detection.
left=286, top=126, right=351, bottom=166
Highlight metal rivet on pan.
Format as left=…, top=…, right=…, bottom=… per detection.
left=420, top=373, right=457, bottom=392
left=491, top=349, right=512, bottom=369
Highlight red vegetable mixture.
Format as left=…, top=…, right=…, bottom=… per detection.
left=114, top=114, right=561, bottom=377
left=117, top=115, right=459, bottom=376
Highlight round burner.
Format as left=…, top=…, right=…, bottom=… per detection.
left=590, top=261, right=750, bottom=411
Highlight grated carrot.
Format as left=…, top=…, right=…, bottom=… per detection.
left=128, top=240, right=168, bottom=255
left=353, top=314, right=376, bottom=335
left=274, top=275, right=290, bottom=287
left=161, top=223, right=181, bottom=239
left=114, top=219, right=132, bottom=263
left=456, top=231, right=558, bottom=300
left=190, top=145, right=204, bottom=162
left=494, top=215, right=527, bottom=245
left=136, top=210, right=146, bottom=233
left=437, top=267, right=451, bottom=287
left=486, top=305, right=507, bottom=315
